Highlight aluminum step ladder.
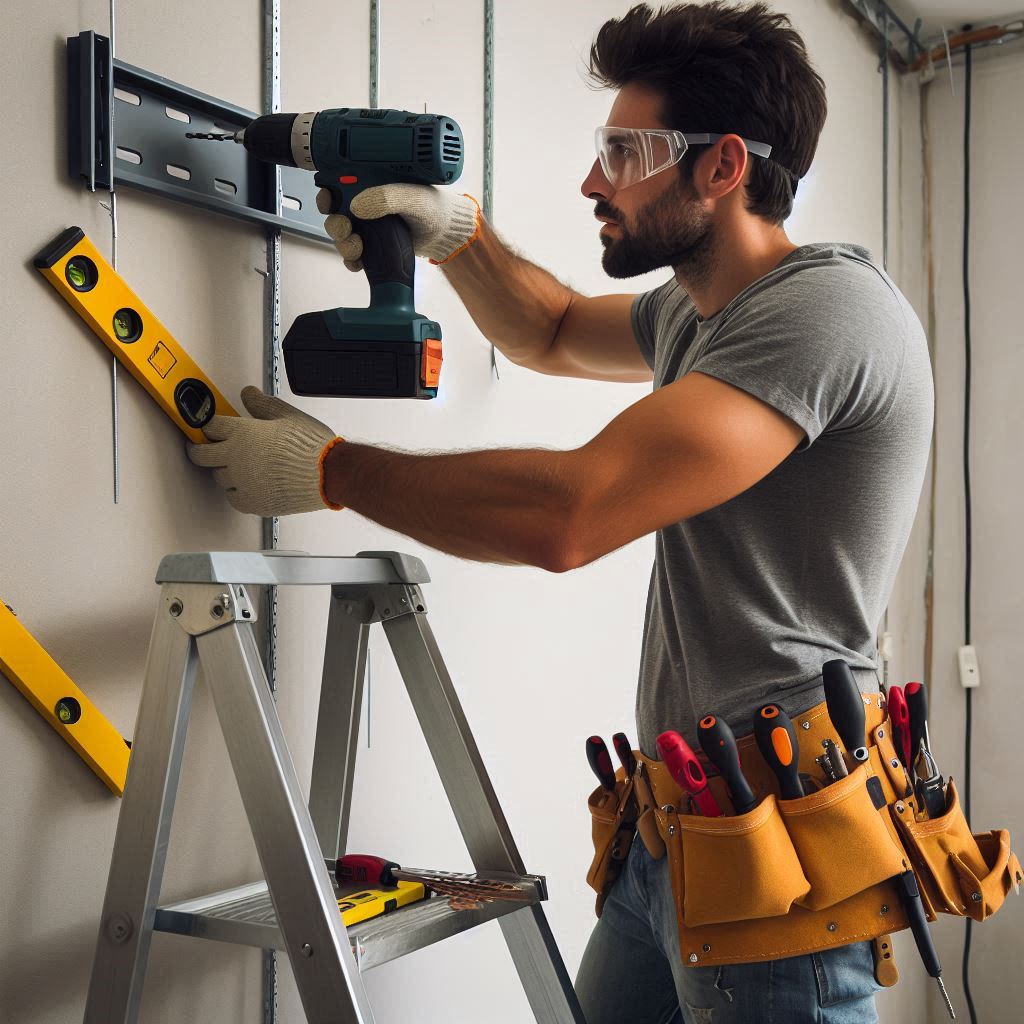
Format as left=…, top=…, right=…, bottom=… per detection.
left=83, top=550, right=584, bottom=1024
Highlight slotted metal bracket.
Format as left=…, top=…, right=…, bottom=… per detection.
left=67, top=30, right=330, bottom=244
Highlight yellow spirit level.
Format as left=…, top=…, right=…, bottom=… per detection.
left=0, top=601, right=130, bottom=795
left=337, top=880, right=428, bottom=926
left=34, top=227, right=238, bottom=443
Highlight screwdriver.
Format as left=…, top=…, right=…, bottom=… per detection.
left=612, top=732, right=637, bottom=779
left=887, top=684, right=913, bottom=771
left=753, top=704, right=804, bottom=800
left=697, top=715, right=757, bottom=814
left=586, top=736, right=617, bottom=792
left=894, top=868, right=957, bottom=1018
left=822, top=660, right=870, bottom=768
left=906, top=683, right=947, bottom=818
left=656, top=731, right=723, bottom=816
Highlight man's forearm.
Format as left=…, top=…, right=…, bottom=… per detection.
left=440, top=216, right=578, bottom=367
left=322, top=439, right=589, bottom=571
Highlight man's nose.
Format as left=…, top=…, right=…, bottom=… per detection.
left=581, top=158, right=613, bottom=202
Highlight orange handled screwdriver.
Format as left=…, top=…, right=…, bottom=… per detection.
left=656, top=730, right=722, bottom=816
left=753, top=704, right=804, bottom=800
left=698, top=715, right=757, bottom=814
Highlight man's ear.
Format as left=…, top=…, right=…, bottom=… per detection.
left=697, top=135, right=749, bottom=201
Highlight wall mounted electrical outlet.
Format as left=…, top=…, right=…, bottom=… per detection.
left=958, top=645, right=980, bottom=689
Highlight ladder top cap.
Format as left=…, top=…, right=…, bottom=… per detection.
left=155, top=551, right=430, bottom=586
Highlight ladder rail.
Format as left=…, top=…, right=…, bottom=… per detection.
left=198, top=621, right=375, bottom=1024
left=84, top=593, right=199, bottom=1024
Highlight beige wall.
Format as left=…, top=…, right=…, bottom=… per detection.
left=2, top=1, right=992, bottom=1022
left=894, top=48, right=1024, bottom=1023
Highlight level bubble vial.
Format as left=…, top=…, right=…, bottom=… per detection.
left=112, top=308, right=143, bottom=343
left=65, top=255, right=98, bottom=292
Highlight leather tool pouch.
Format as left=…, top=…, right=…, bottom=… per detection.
left=584, top=699, right=1021, bottom=970
left=586, top=771, right=638, bottom=917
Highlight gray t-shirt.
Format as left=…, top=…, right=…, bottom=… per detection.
left=630, top=243, right=934, bottom=755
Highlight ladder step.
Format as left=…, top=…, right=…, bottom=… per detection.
left=154, top=873, right=547, bottom=971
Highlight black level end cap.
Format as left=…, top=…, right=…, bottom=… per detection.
left=34, top=226, right=86, bottom=269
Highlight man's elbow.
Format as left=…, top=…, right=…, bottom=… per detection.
left=533, top=506, right=603, bottom=574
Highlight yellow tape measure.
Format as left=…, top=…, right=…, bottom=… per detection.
left=0, top=601, right=130, bottom=795
left=337, top=880, right=428, bottom=927
left=34, top=226, right=237, bottom=443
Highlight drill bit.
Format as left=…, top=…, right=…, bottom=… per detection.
left=185, top=131, right=239, bottom=141
left=935, top=976, right=956, bottom=1019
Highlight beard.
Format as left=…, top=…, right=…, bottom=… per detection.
left=597, top=177, right=714, bottom=281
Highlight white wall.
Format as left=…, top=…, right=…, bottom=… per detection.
left=0, top=1, right=951, bottom=1022
left=895, top=47, right=1024, bottom=1023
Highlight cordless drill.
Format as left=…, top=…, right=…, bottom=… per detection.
left=189, top=108, right=465, bottom=399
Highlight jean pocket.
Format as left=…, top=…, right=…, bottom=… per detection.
left=812, top=940, right=882, bottom=1009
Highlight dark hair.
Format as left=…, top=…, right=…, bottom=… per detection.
left=588, top=2, right=827, bottom=223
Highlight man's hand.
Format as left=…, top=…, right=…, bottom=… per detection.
left=317, top=185, right=481, bottom=269
left=187, top=386, right=344, bottom=517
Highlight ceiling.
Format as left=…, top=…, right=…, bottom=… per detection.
left=897, top=1, right=1023, bottom=37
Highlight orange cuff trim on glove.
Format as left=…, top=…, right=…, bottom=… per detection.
left=429, top=194, right=483, bottom=266
left=318, top=436, right=346, bottom=510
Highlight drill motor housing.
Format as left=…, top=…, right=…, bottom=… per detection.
left=240, top=108, right=465, bottom=399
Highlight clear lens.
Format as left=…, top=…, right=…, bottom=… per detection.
left=595, top=127, right=687, bottom=190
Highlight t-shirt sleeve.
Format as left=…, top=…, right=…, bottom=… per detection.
left=690, top=262, right=908, bottom=449
left=631, top=280, right=676, bottom=371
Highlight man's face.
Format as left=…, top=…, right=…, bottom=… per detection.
left=580, top=83, right=712, bottom=279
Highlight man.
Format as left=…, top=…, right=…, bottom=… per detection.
left=189, top=3, right=933, bottom=1020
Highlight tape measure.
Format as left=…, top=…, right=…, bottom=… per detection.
left=0, top=601, right=130, bottom=795
left=33, top=227, right=237, bottom=444
left=337, top=880, right=427, bottom=926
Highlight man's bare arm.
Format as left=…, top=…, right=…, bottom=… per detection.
left=321, top=372, right=804, bottom=570
left=440, top=218, right=653, bottom=383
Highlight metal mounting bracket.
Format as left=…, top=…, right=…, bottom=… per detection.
left=67, top=31, right=330, bottom=245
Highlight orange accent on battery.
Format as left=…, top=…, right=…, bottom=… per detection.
left=771, top=727, right=795, bottom=766
left=338, top=175, right=358, bottom=184
left=421, top=338, right=443, bottom=389
left=318, top=436, right=347, bottom=511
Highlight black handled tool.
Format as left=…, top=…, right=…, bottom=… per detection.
left=586, top=736, right=617, bottom=792
left=905, top=682, right=947, bottom=817
left=895, top=869, right=957, bottom=1018
left=905, top=681, right=930, bottom=766
left=612, top=732, right=637, bottom=779
left=753, top=704, right=804, bottom=800
left=822, top=660, right=870, bottom=767
left=698, top=714, right=758, bottom=814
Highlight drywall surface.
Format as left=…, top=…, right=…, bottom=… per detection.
left=0, top=0, right=936, bottom=1022
left=899, top=49, right=1024, bottom=1023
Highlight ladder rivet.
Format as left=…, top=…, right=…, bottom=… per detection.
left=107, top=912, right=133, bottom=943
left=169, top=600, right=183, bottom=617
left=827, top=922, right=838, bottom=932
left=300, top=943, right=314, bottom=957
left=688, top=953, right=698, bottom=963
left=211, top=604, right=225, bottom=619
left=800, top=721, right=810, bottom=730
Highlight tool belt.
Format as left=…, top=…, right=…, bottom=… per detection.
left=586, top=698, right=1021, bottom=970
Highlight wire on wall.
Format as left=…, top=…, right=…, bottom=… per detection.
left=960, top=37, right=977, bottom=1024
left=484, top=0, right=499, bottom=381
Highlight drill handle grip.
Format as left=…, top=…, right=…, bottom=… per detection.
left=354, top=213, right=416, bottom=295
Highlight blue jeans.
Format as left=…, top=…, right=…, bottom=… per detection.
left=575, top=839, right=882, bottom=1024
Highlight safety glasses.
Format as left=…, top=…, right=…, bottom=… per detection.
left=594, top=127, right=773, bottom=190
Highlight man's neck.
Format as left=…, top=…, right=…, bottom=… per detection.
left=674, top=223, right=798, bottom=320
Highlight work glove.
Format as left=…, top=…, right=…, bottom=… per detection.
left=317, top=185, right=480, bottom=270
left=186, top=386, right=344, bottom=516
